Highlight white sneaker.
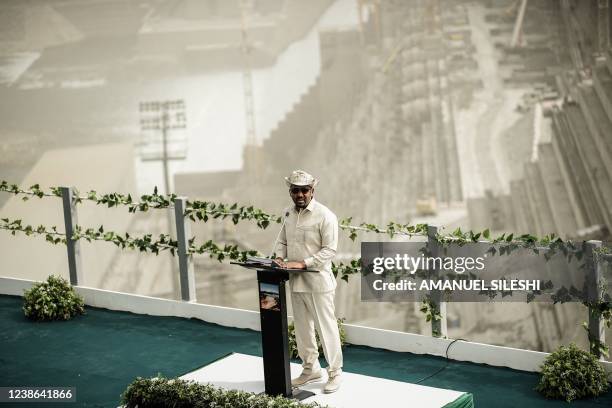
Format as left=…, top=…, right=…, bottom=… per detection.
left=291, top=370, right=323, bottom=387
left=323, top=374, right=342, bottom=393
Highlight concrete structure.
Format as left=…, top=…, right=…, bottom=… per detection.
left=139, top=0, right=335, bottom=71
left=172, top=0, right=611, bottom=353
left=466, top=0, right=612, bottom=242
left=9, top=0, right=335, bottom=86
left=173, top=0, right=478, bottom=339
left=0, top=143, right=175, bottom=293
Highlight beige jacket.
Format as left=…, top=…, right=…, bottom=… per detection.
left=275, top=198, right=338, bottom=292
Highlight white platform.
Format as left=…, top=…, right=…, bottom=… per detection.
left=180, top=353, right=470, bottom=408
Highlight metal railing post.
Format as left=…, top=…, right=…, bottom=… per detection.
left=427, top=225, right=447, bottom=338
left=585, top=240, right=606, bottom=359
left=174, top=197, right=196, bottom=302
left=60, top=187, right=83, bottom=286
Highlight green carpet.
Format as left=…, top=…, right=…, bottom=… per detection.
left=0, top=295, right=610, bottom=407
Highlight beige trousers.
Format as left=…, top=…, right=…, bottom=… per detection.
left=291, top=291, right=343, bottom=376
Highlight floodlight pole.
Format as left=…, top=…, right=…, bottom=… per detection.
left=138, top=100, right=187, bottom=300
left=159, top=107, right=180, bottom=298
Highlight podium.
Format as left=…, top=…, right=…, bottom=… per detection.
left=232, top=260, right=316, bottom=401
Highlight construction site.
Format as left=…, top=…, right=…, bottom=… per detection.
left=0, top=0, right=611, bottom=357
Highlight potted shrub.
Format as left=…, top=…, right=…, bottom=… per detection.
left=536, top=343, right=609, bottom=402
left=23, top=275, right=85, bottom=321
left=121, top=376, right=326, bottom=407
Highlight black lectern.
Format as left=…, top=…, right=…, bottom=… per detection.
left=232, top=260, right=315, bottom=401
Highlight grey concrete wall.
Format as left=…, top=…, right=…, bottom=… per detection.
left=574, top=88, right=612, bottom=226
left=578, top=83, right=612, bottom=182
left=524, top=162, right=557, bottom=236
left=537, top=142, right=579, bottom=238
left=550, top=110, right=587, bottom=230
left=563, top=106, right=607, bottom=226
left=509, top=179, right=535, bottom=235
left=0, top=143, right=140, bottom=288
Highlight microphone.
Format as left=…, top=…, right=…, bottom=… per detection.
left=269, top=211, right=290, bottom=259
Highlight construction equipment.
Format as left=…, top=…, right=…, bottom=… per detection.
left=416, top=196, right=438, bottom=216
left=510, top=0, right=528, bottom=48
left=239, top=0, right=262, bottom=180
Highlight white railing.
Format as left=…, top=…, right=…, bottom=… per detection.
left=1, top=275, right=610, bottom=376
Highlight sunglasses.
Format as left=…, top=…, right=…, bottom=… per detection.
left=290, top=186, right=312, bottom=194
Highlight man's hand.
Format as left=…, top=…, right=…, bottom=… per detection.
left=272, top=259, right=306, bottom=269
left=284, top=261, right=306, bottom=269
left=273, top=257, right=286, bottom=268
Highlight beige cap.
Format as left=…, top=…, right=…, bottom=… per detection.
left=284, top=169, right=318, bottom=187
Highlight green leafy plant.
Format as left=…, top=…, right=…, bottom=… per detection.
left=582, top=321, right=610, bottom=358
left=535, top=343, right=609, bottom=402
left=288, top=318, right=346, bottom=359
left=23, top=275, right=85, bottom=321
left=121, top=376, right=327, bottom=407
left=4, top=179, right=612, bottom=356
left=419, top=297, right=442, bottom=323
left=332, top=258, right=362, bottom=282
left=1, top=217, right=259, bottom=261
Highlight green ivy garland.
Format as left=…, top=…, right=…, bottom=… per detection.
left=2, top=180, right=611, bottom=356
left=0, top=217, right=257, bottom=262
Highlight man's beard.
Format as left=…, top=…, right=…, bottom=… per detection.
left=294, top=197, right=310, bottom=209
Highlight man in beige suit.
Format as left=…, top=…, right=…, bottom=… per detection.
left=273, top=169, right=343, bottom=394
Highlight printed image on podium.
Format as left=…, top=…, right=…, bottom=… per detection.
left=259, top=283, right=280, bottom=312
